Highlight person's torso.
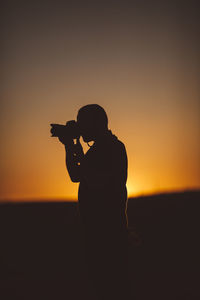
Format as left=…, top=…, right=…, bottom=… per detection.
left=78, top=130, right=128, bottom=228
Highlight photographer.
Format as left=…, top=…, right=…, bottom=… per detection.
left=51, top=104, right=130, bottom=300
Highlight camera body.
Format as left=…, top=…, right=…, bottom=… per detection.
left=50, top=120, right=80, bottom=139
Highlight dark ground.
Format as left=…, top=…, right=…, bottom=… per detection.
left=0, top=191, right=200, bottom=300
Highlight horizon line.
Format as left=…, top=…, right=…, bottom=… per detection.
left=0, top=188, right=199, bottom=204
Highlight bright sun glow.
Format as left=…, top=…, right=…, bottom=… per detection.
left=126, top=181, right=138, bottom=198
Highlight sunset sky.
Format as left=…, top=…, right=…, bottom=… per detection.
left=1, top=0, right=200, bottom=201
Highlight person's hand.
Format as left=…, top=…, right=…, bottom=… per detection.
left=58, top=135, right=74, bottom=147
left=73, top=137, right=84, bottom=160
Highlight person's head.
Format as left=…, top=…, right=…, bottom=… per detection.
left=77, top=104, right=108, bottom=142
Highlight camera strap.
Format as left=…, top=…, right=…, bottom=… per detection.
left=87, top=142, right=92, bottom=148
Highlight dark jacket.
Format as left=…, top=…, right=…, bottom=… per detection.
left=78, top=130, right=128, bottom=232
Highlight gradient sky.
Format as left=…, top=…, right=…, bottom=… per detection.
left=1, top=0, right=200, bottom=201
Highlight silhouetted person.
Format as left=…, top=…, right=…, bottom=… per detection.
left=58, top=104, right=130, bottom=300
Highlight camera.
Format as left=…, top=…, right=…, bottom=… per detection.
left=50, top=120, right=80, bottom=139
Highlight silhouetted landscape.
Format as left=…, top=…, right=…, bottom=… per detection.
left=1, top=190, right=199, bottom=300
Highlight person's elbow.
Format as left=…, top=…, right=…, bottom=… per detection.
left=67, top=166, right=81, bottom=182
left=70, top=175, right=80, bottom=183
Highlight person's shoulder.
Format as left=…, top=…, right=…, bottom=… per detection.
left=109, top=138, right=127, bottom=163
left=116, top=140, right=127, bottom=156
left=109, top=133, right=126, bottom=153
left=116, top=138, right=125, bottom=148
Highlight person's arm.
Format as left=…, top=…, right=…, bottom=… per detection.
left=65, top=141, right=83, bottom=182
left=59, top=136, right=84, bottom=183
